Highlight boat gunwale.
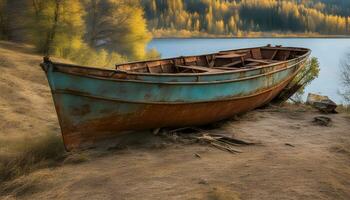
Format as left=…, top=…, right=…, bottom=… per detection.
left=45, top=46, right=310, bottom=77
left=114, top=45, right=310, bottom=69
left=47, top=54, right=309, bottom=85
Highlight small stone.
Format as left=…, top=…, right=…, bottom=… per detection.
left=313, top=116, right=332, bottom=126
left=198, top=178, right=208, bottom=185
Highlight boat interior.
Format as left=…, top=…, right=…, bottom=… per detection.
left=116, top=46, right=309, bottom=74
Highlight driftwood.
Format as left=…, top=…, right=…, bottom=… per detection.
left=160, top=127, right=256, bottom=154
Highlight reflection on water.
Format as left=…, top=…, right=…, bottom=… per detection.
left=148, top=38, right=350, bottom=103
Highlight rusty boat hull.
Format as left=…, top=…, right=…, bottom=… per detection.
left=41, top=46, right=311, bottom=150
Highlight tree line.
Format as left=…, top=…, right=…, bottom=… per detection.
left=0, top=0, right=158, bottom=67
left=142, top=0, right=350, bottom=36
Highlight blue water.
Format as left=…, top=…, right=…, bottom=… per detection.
left=148, top=38, right=350, bottom=103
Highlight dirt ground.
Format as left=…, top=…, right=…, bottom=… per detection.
left=0, top=41, right=350, bottom=200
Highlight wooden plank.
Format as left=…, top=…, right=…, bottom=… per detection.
left=271, top=50, right=278, bottom=60
left=282, top=51, right=290, bottom=60
left=208, top=55, right=215, bottom=68
left=184, top=57, right=197, bottom=63
left=261, top=47, right=307, bottom=52
left=220, top=60, right=242, bottom=68
left=146, top=61, right=161, bottom=67
left=245, top=58, right=272, bottom=64
left=175, top=65, right=224, bottom=72
left=250, top=48, right=262, bottom=59
left=214, top=66, right=241, bottom=70
left=216, top=53, right=245, bottom=59
left=246, top=62, right=260, bottom=67
left=219, top=50, right=249, bottom=55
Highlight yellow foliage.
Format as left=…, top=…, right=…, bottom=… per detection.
left=144, top=0, right=350, bottom=37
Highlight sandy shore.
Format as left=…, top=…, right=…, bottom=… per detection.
left=0, top=41, right=349, bottom=200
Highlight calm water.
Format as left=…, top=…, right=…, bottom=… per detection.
left=148, top=38, right=350, bottom=103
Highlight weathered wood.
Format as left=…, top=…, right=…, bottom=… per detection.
left=216, top=53, right=245, bottom=59
left=271, top=50, right=278, bottom=60
left=175, top=65, right=224, bottom=72
left=210, top=142, right=243, bottom=153
left=245, top=58, right=272, bottom=64
left=209, top=55, right=215, bottom=68
left=208, top=134, right=256, bottom=145
left=214, top=66, right=241, bottom=70
left=246, top=62, right=261, bottom=67
left=220, top=60, right=242, bottom=68
left=251, top=48, right=262, bottom=59
left=262, top=47, right=308, bottom=52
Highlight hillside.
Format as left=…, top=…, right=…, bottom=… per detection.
left=0, top=41, right=60, bottom=146
left=142, top=0, right=350, bottom=37
left=0, top=41, right=350, bottom=199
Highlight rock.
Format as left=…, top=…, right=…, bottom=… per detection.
left=198, top=178, right=208, bottom=185
left=306, top=93, right=337, bottom=113
left=313, top=116, right=332, bottom=126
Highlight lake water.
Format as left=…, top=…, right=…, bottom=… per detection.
left=147, top=38, right=350, bottom=103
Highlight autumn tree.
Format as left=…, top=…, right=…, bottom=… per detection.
left=25, top=0, right=85, bottom=56
left=142, top=0, right=350, bottom=36
left=83, top=0, right=151, bottom=60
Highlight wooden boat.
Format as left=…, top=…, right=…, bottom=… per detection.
left=41, top=45, right=311, bottom=150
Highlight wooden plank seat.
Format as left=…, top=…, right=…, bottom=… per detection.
left=246, top=62, right=261, bottom=67
left=216, top=53, right=246, bottom=59
left=175, top=65, right=225, bottom=72
left=245, top=58, right=274, bottom=64
left=220, top=60, right=242, bottom=68
left=214, top=66, right=242, bottom=70
left=218, top=50, right=249, bottom=55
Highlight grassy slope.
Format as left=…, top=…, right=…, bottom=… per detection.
left=0, top=41, right=68, bottom=183
left=0, top=41, right=57, bottom=142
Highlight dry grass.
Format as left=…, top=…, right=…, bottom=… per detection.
left=63, top=152, right=90, bottom=165
left=0, top=133, right=66, bottom=183
left=337, top=104, right=350, bottom=113
left=1, top=171, right=48, bottom=197
left=207, top=187, right=241, bottom=200
left=330, top=145, right=350, bottom=158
